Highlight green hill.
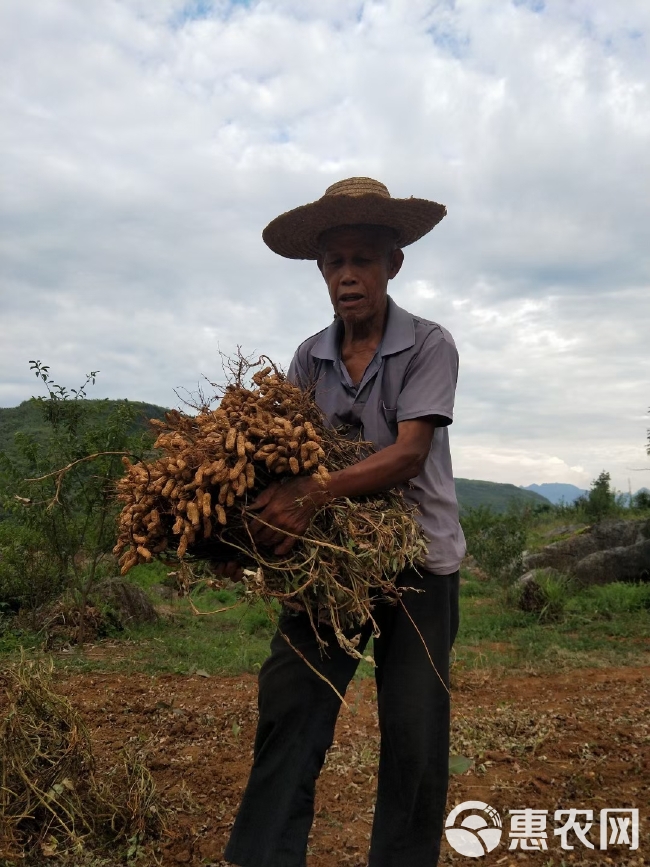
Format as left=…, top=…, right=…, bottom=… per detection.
left=0, top=399, right=169, bottom=466
left=454, top=478, right=551, bottom=513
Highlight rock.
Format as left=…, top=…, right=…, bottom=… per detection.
left=522, top=519, right=650, bottom=575
left=572, top=539, right=650, bottom=587
left=516, top=571, right=536, bottom=584
left=516, top=568, right=564, bottom=587
left=520, top=519, right=650, bottom=587
left=591, top=519, right=649, bottom=549
left=522, top=533, right=598, bottom=573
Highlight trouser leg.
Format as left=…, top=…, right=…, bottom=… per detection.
left=368, top=569, right=460, bottom=867
left=224, top=609, right=371, bottom=867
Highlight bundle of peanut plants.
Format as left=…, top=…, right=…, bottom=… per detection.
left=0, top=661, right=165, bottom=859
left=114, top=357, right=428, bottom=660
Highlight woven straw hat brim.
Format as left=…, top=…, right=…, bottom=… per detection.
left=263, top=193, right=446, bottom=260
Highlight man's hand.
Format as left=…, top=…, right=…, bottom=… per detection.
left=249, top=476, right=327, bottom=556
left=248, top=417, right=438, bottom=556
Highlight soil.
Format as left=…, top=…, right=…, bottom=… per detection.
left=3, top=656, right=650, bottom=867
left=41, top=660, right=650, bottom=866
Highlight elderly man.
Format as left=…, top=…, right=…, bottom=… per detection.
left=224, top=177, right=465, bottom=867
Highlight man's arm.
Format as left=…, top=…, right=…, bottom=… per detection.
left=250, top=416, right=440, bottom=555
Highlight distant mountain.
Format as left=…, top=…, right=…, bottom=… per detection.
left=523, top=483, right=587, bottom=505
left=455, top=478, right=551, bottom=513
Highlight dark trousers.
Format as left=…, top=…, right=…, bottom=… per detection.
left=224, top=568, right=460, bottom=867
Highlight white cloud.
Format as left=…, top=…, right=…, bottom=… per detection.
left=452, top=444, right=593, bottom=488
left=0, top=0, right=648, bottom=492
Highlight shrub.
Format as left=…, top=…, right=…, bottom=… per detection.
left=0, top=362, right=155, bottom=636
left=461, top=506, right=530, bottom=583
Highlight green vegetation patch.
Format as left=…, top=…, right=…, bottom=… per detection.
left=456, top=570, right=650, bottom=672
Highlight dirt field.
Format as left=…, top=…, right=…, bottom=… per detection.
left=49, top=660, right=649, bottom=866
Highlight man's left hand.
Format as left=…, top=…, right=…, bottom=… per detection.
left=248, top=476, right=326, bottom=556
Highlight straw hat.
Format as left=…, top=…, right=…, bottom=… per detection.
left=262, top=177, right=446, bottom=259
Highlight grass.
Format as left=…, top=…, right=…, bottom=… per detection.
left=46, top=584, right=278, bottom=677
left=1, top=562, right=648, bottom=678
left=455, top=568, right=650, bottom=671
left=0, top=563, right=377, bottom=679
left=102, top=580, right=377, bottom=679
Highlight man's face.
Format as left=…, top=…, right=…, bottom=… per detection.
left=317, top=226, right=404, bottom=327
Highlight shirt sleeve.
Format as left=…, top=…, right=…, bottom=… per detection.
left=287, top=347, right=310, bottom=390
left=396, top=327, right=459, bottom=425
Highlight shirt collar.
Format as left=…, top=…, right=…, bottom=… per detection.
left=379, top=296, right=416, bottom=356
left=310, top=296, right=415, bottom=361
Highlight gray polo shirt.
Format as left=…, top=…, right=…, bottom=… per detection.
left=288, top=295, right=466, bottom=574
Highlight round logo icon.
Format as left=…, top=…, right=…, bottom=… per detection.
left=445, top=800, right=503, bottom=857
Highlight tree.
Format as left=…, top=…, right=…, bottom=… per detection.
left=579, top=471, right=617, bottom=522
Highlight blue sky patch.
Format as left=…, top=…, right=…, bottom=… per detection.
left=513, top=0, right=546, bottom=13
left=171, top=0, right=252, bottom=28
left=426, top=19, right=470, bottom=58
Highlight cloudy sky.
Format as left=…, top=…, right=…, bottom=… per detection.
left=1, top=0, right=649, bottom=492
